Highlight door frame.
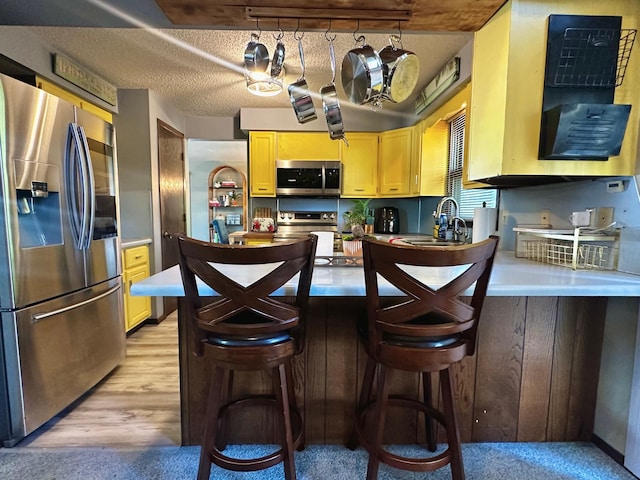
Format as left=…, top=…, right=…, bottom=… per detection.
left=156, top=119, right=185, bottom=321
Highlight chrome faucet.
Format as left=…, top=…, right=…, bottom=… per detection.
left=434, top=197, right=466, bottom=242
left=451, top=216, right=469, bottom=243
left=435, top=196, right=459, bottom=219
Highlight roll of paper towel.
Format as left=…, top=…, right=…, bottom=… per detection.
left=472, top=207, right=498, bottom=243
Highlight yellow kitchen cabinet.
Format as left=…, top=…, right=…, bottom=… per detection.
left=420, top=121, right=448, bottom=197
left=249, top=131, right=276, bottom=197
left=277, top=132, right=340, bottom=160
left=122, top=245, right=151, bottom=332
left=340, top=133, right=379, bottom=197
left=467, top=0, right=639, bottom=184
left=378, top=127, right=412, bottom=197
left=410, top=122, right=424, bottom=196
left=419, top=82, right=473, bottom=195
left=36, top=76, right=113, bottom=123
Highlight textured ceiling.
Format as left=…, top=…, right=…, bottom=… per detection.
left=25, top=26, right=472, bottom=117
left=1, top=0, right=477, bottom=117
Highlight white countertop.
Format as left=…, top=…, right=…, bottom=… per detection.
left=121, top=238, right=153, bottom=248
left=131, top=251, right=640, bottom=298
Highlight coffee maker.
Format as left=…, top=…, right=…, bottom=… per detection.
left=374, top=207, right=400, bottom=234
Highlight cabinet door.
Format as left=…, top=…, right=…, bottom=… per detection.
left=124, top=264, right=152, bottom=331
left=122, top=246, right=151, bottom=332
left=378, top=127, right=412, bottom=197
left=340, top=133, right=379, bottom=197
left=420, top=121, right=448, bottom=196
left=410, top=123, right=423, bottom=196
left=277, top=132, right=340, bottom=160
left=249, top=131, right=276, bottom=197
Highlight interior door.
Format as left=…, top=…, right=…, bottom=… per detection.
left=157, top=120, right=185, bottom=317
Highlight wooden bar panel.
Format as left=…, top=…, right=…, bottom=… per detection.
left=305, top=298, right=327, bottom=443
left=324, top=299, right=360, bottom=443
left=179, top=296, right=607, bottom=446
left=547, top=297, right=579, bottom=441
left=471, top=297, right=526, bottom=442
left=517, top=297, right=558, bottom=441
left=566, top=297, right=607, bottom=441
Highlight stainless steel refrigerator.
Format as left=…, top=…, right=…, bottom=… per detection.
left=0, top=73, right=125, bottom=446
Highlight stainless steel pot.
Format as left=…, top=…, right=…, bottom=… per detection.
left=287, top=37, right=317, bottom=124
left=244, top=33, right=269, bottom=72
left=321, top=39, right=347, bottom=144
left=270, top=39, right=285, bottom=78
left=379, top=35, right=420, bottom=104
left=341, top=36, right=384, bottom=106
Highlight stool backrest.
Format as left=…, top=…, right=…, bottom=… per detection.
left=176, top=233, right=317, bottom=356
left=362, top=236, right=499, bottom=356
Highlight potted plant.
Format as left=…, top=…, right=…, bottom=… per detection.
left=342, top=199, right=371, bottom=256
left=228, top=190, right=240, bottom=206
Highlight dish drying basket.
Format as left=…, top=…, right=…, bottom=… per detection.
left=514, top=227, right=619, bottom=270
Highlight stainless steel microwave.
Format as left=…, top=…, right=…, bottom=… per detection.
left=275, top=160, right=341, bottom=197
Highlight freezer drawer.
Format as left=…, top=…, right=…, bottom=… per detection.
left=0, top=277, right=125, bottom=446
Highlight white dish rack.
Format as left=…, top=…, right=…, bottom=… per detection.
left=514, top=227, right=620, bottom=270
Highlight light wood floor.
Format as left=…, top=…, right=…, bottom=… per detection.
left=19, top=312, right=181, bottom=448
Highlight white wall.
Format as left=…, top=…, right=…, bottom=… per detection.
left=595, top=298, right=639, bottom=453
left=0, top=26, right=118, bottom=113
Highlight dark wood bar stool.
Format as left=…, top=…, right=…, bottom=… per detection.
left=350, top=236, right=499, bottom=480
left=176, top=233, right=317, bottom=480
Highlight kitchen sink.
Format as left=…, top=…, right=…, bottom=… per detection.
left=397, top=237, right=465, bottom=247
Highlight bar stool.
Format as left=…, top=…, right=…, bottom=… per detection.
left=350, top=236, right=499, bottom=480
left=176, top=233, right=317, bottom=480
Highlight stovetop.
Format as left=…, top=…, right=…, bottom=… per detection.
left=276, top=210, right=338, bottom=225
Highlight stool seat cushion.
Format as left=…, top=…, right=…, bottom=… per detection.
left=357, top=313, right=462, bottom=348
left=207, top=333, right=290, bottom=347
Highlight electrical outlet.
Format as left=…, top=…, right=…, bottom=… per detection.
left=540, top=209, right=550, bottom=226
left=594, top=207, right=614, bottom=228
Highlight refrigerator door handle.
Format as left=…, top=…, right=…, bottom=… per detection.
left=65, top=123, right=91, bottom=250
left=30, top=284, right=121, bottom=323
left=77, top=125, right=96, bottom=249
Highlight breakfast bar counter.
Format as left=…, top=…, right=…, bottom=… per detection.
left=131, top=252, right=640, bottom=446
left=132, top=251, right=640, bottom=298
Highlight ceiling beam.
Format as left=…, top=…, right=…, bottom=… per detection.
left=245, top=6, right=411, bottom=22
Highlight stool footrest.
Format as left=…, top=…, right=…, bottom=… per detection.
left=355, top=395, right=452, bottom=472
left=209, top=395, right=303, bottom=472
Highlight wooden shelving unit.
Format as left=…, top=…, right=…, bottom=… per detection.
left=208, top=166, right=248, bottom=242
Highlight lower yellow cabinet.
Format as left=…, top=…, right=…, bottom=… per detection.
left=122, top=245, right=152, bottom=332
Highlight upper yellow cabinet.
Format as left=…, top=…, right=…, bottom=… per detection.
left=378, top=127, right=412, bottom=197
left=467, top=0, right=640, bottom=184
left=418, top=82, right=474, bottom=196
left=247, top=128, right=421, bottom=199
left=410, top=122, right=423, bottom=196
left=340, top=133, right=379, bottom=198
left=277, top=132, right=340, bottom=160
left=249, top=131, right=276, bottom=197
left=36, top=76, right=113, bottom=123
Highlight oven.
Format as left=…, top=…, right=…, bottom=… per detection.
left=274, top=210, right=340, bottom=252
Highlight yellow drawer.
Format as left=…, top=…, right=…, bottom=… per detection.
left=123, top=245, right=149, bottom=269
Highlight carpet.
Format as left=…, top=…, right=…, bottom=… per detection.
left=0, top=442, right=636, bottom=479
